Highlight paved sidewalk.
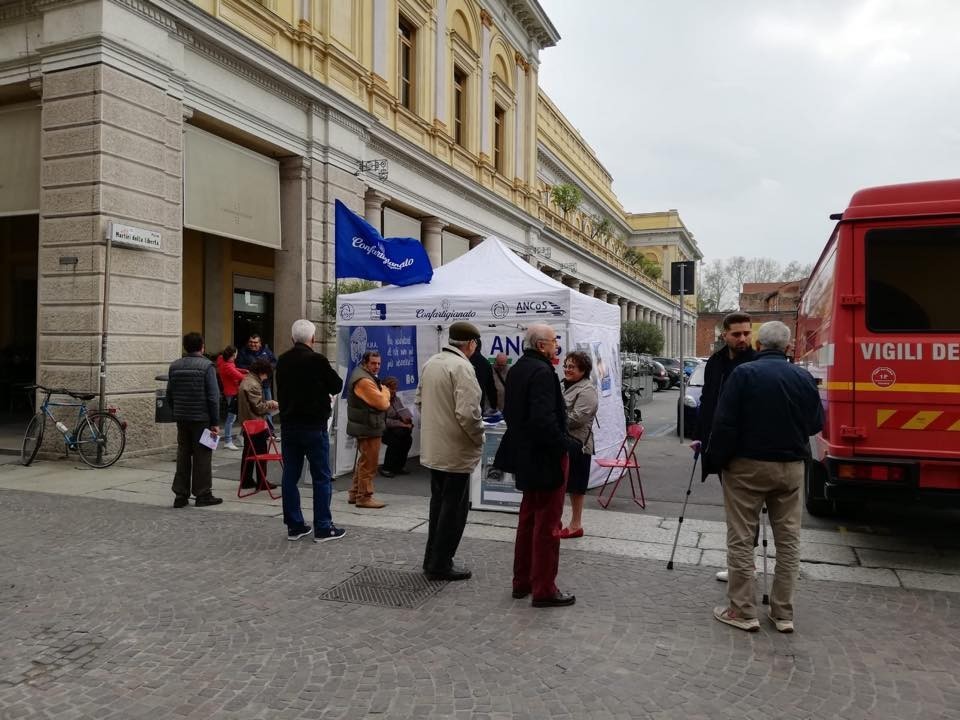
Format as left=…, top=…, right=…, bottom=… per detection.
left=2, top=487, right=959, bottom=719
left=2, top=450, right=960, bottom=594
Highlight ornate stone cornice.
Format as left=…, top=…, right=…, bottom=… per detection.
left=514, top=51, right=529, bottom=72
left=480, top=8, right=493, bottom=28
left=503, top=0, right=560, bottom=49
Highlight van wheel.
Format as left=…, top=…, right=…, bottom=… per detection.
left=804, top=460, right=834, bottom=516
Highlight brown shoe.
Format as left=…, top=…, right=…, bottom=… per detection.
left=356, top=498, right=386, bottom=509
left=347, top=494, right=356, bottom=504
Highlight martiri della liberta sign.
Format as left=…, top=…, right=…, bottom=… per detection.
left=107, top=222, right=162, bottom=251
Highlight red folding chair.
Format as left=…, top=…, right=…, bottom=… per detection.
left=238, top=419, right=282, bottom=500
left=595, top=423, right=645, bottom=509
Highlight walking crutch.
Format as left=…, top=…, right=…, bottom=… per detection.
left=760, top=505, right=770, bottom=605
left=667, top=444, right=700, bottom=570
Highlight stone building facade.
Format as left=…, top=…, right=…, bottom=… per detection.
left=0, top=0, right=701, bottom=452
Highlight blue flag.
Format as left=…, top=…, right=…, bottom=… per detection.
left=335, top=200, right=433, bottom=286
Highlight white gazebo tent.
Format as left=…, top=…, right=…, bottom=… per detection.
left=332, top=238, right=623, bottom=484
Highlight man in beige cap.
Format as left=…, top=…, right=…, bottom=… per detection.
left=416, top=321, right=485, bottom=581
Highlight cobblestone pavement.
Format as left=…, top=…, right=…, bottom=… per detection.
left=2, top=489, right=960, bottom=720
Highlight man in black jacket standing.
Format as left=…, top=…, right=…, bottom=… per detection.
left=275, top=319, right=345, bottom=542
left=167, top=332, right=222, bottom=508
left=495, top=323, right=575, bottom=608
left=708, top=321, right=823, bottom=634
left=694, top=311, right=755, bottom=475
left=695, top=311, right=756, bottom=583
left=469, top=338, right=497, bottom=413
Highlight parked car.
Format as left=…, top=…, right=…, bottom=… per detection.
left=677, top=361, right=706, bottom=437
left=649, top=360, right=670, bottom=391
left=652, top=357, right=683, bottom=388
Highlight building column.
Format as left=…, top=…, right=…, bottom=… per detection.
left=363, top=188, right=389, bottom=233
left=627, top=301, right=637, bottom=322
left=39, top=63, right=183, bottom=452
left=593, top=287, right=606, bottom=301
left=562, top=275, right=579, bottom=289
left=275, top=156, right=309, bottom=361
left=421, top=217, right=444, bottom=269
left=579, top=282, right=594, bottom=296
left=618, top=298, right=628, bottom=323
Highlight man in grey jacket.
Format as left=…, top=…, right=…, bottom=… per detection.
left=166, top=332, right=222, bottom=508
left=416, top=322, right=484, bottom=581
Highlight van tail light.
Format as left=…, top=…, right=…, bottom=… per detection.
left=837, top=464, right=904, bottom=482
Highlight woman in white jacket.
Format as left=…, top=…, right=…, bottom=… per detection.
left=560, top=350, right=599, bottom=539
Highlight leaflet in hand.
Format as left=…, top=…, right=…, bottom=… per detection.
left=199, top=428, right=219, bottom=450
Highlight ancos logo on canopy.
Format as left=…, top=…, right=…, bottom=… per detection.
left=515, top=300, right=565, bottom=316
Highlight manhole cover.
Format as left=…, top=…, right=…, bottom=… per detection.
left=320, top=566, right=446, bottom=609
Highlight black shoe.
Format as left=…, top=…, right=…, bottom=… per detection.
left=380, top=468, right=395, bottom=478
left=194, top=495, right=223, bottom=507
left=287, top=524, right=312, bottom=541
left=425, top=564, right=472, bottom=582
left=173, top=496, right=189, bottom=508
left=511, top=589, right=530, bottom=599
left=532, top=591, right=576, bottom=608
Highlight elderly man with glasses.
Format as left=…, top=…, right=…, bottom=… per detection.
left=495, top=323, right=577, bottom=608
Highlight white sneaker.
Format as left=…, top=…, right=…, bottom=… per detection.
left=713, top=606, right=759, bottom=632
left=715, top=568, right=761, bottom=582
left=768, top=613, right=794, bottom=633
left=224, top=442, right=240, bottom=451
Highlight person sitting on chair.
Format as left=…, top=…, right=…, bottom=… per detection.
left=238, top=358, right=279, bottom=490
left=380, top=376, right=413, bottom=477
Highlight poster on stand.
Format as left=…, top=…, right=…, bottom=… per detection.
left=470, top=424, right=522, bottom=512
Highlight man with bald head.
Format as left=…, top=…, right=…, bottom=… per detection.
left=495, top=323, right=576, bottom=608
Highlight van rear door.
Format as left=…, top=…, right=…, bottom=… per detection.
left=852, top=221, right=960, bottom=463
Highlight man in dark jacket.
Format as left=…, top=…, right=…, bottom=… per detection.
left=469, top=338, right=497, bottom=413
left=495, top=323, right=576, bottom=608
left=708, top=321, right=823, bottom=634
left=695, top=311, right=756, bottom=583
left=237, top=334, right=278, bottom=434
left=695, top=311, right=755, bottom=478
left=275, top=319, right=345, bottom=542
left=166, top=332, right=222, bottom=508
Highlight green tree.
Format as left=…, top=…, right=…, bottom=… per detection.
left=550, top=183, right=582, bottom=214
left=590, top=214, right=614, bottom=241
left=621, top=320, right=663, bottom=354
left=320, top=280, right=378, bottom=337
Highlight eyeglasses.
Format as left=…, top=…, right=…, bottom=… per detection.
left=563, top=363, right=578, bottom=370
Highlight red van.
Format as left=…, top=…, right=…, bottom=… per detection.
left=796, top=179, right=960, bottom=515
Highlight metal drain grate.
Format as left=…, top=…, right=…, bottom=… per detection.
left=320, top=566, right=446, bottom=609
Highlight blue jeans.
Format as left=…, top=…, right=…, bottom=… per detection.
left=280, top=425, right=332, bottom=530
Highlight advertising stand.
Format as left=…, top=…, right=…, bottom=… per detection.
left=334, top=238, right=622, bottom=512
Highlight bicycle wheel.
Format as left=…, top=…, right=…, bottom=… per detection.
left=76, top=413, right=126, bottom=468
left=20, top=413, right=45, bottom=466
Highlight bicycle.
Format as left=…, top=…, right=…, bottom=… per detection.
left=21, top=385, right=127, bottom=468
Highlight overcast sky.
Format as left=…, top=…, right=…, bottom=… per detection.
left=537, top=0, right=960, bottom=265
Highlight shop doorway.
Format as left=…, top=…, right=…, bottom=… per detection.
left=233, top=288, right=275, bottom=352
left=0, top=214, right=38, bottom=445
